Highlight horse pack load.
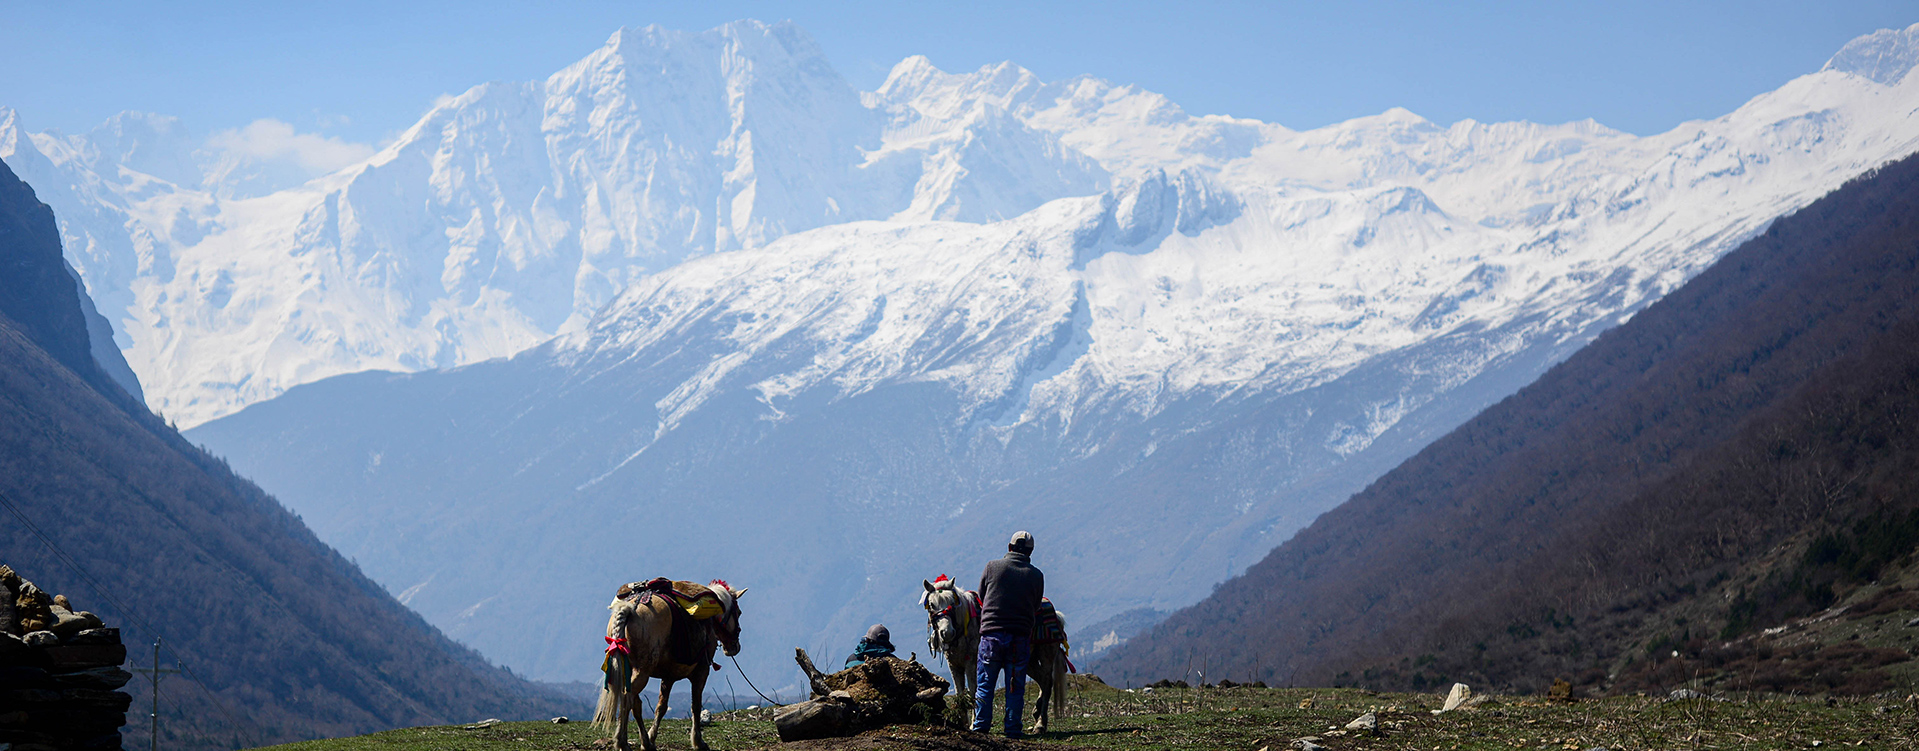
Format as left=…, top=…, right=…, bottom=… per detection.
left=616, top=577, right=727, bottom=620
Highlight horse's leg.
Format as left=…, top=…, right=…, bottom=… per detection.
left=960, top=648, right=976, bottom=711
left=649, top=678, right=674, bottom=751
left=1030, top=650, right=1050, bottom=735
left=625, top=675, right=651, bottom=751
left=1033, top=651, right=1048, bottom=734
left=614, top=680, right=631, bottom=751
left=688, top=668, right=711, bottom=751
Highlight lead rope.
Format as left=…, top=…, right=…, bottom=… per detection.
left=730, top=654, right=785, bottom=707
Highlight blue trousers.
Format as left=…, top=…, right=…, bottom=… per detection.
left=972, top=631, right=1031, bottom=734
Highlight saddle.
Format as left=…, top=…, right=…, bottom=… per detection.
left=1032, top=597, right=1076, bottom=673
left=617, top=578, right=722, bottom=668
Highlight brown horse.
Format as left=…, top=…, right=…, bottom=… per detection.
left=592, top=580, right=747, bottom=751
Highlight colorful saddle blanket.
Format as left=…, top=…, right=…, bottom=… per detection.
left=618, top=577, right=726, bottom=620
left=1033, top=596, right=1067, bottom=645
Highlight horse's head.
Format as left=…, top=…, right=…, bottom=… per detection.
left=920, top=577, right=967, bottom=654
left=710, top=580, right=748, bottom=657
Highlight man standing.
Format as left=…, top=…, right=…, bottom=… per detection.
left=972, top=530, right=1044, bottom=738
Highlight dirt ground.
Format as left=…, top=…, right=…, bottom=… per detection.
left=743, top=725, right=1094, bottom=751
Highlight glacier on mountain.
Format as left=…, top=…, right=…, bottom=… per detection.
left=11, top=20, right=1919, bottom=684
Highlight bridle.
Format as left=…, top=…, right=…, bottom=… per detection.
left=923, top=588, right=970, bottom=656
left=712, top=588, right=742, bottom=656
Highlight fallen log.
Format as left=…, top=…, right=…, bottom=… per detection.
left=775, top=648, right=950, bottom=742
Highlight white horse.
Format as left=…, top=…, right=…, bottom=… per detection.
left=920, top=576, right=981, bottom=710
left=921, top=577, right=1069, bottom=734
left=593, top=580, right=747, bottom=751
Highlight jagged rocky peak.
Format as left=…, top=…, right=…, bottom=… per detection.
left=1822, top=21, right=1919, bottom=85
left=873, top=55, right=1044, bottom=116
left=1097, top=168, right=1242, bottom=249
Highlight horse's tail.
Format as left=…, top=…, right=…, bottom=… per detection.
left=1051, top=611, right=1070, bottom=717
left=593, top=599, right=634, bottom=732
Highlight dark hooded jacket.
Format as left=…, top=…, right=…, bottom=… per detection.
left=977, top=550, right=1044, bottom=635
left=845, top=637, right=895, bottom=667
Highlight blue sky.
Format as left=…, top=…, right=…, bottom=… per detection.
left=1, top=0, right=1913, bottom=151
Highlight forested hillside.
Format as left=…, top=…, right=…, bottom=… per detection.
left=0, top=156, right=579, bottom=749
left=1097, top=151, right=1919, bottom=696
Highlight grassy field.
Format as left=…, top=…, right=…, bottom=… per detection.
left=256, top=679, right=1919, bottom=751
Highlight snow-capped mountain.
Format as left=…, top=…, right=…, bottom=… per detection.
left=19, top=20, right=1919, bottom=684
left=3, top=21, right=1108, bottom=426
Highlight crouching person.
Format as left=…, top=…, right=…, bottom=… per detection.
left=845, top=624, right=896, bottom=667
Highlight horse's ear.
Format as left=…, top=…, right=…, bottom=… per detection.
left=923, top=579, right=934, bottom=592
left=733, top=587, right=748, bottom=599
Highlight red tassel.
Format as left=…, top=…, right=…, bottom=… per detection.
left=605, top=636, right=630, bottom=655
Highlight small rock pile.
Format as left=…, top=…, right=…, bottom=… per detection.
left=0, top=564, right=133, bottom=751
left=774, top=649, right=950, bottom=741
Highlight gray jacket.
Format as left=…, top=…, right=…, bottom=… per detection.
left=977, top=550, right=1044, bottom=635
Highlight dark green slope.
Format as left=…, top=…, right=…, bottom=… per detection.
left=1096, top=153, right=1919, bottom=694
left=0, top=157, right=577, bottom=748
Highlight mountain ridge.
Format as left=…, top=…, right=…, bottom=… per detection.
left=1093, top=150, right=1919, bottom=692
left=9, top=21, right=1915, bottom=428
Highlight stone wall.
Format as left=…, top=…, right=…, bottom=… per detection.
left=0, top=565, right=131, bottom=751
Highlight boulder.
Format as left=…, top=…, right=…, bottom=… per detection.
left=48, top=608, right=102, bottom=638
left=64, top=628, right=117, bottom=646
left=1434, top=683, right=1472, bottom=713
left=1665, top=688, right=1722, bottom=702
left=0, top=574, right=14, bottom=634
left=1344, top=711, right=1377, bottom=733
left=12, top=582, right=53, bottom=634
left=0, top=632, right=27, bottom=656
left=48, top=666, right=132, bottom=690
